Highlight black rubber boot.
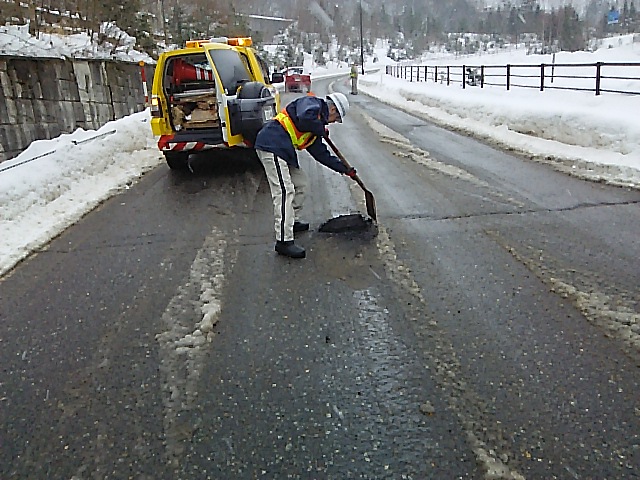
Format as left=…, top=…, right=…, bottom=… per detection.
left=293, top=221, right=310, bottom=233
left=275, top=241, right=306, bottom=258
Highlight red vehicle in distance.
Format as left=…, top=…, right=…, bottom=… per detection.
left=282, top=66, right=311, bottom=93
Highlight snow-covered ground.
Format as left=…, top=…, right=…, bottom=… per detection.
left=0, top=113, right=161, bottom=276
left=1, top=30, right=639, bottom=277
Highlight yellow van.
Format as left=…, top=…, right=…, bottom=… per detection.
left=150, top=37, right=281, bottom=169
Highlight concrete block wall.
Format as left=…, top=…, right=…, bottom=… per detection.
left=0, top=56, right=154, bottom=163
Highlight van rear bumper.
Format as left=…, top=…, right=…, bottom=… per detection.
left=158, top=130, right=234, bottom=152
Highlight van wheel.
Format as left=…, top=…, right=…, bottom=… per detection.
left=164, top=151, right=190, bottom=170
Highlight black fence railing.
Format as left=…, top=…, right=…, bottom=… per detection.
left=385, top=62, right=640, bottom=96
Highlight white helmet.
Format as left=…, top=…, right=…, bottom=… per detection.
left=326, top=92, right=349, bottom=122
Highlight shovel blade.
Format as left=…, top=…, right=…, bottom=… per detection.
left=354, top=175, right=377, bottom=222
left=364, top=189, right=377, bottom=222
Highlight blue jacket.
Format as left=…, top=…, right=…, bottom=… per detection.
left=254, top=96, right=348, bottom=174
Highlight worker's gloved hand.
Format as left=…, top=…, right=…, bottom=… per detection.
left=344, top=167, right=357, bottom=178
left=324, top=127, right=330, bottom=138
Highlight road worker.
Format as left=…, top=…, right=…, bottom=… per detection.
left=254, top=92, right=355, bottom=259
left=350, top=64, right=358, bottom=95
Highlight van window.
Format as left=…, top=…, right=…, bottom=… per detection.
left=255, top=54, right=271, bottom=83
left=208, top=49, right=251, bottom=95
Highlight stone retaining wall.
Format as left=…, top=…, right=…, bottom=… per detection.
left=0, top=57, right=154, bottom=163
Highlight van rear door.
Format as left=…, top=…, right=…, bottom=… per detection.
left=204, top=45, right=253, bottom=147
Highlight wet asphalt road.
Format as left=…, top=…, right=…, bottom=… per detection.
left=1, top=77, right=639, bottom=479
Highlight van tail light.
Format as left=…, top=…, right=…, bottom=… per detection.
left=151, top=95, right=162, bottom=117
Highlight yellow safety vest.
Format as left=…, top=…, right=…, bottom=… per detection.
left=275, top=110, right=316, bottom=150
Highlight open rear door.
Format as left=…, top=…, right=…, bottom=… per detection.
left=204, top=45, right=253, bottom=147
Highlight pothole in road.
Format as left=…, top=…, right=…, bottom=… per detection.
left=309, top=231, right=381, bottom=291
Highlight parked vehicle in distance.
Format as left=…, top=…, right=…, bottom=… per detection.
left=282, top=66, right=312, bottom=93
left=149, top=36, right=281, bottom=170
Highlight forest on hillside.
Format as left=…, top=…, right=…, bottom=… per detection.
left=0, top=0, right=637, bottom=59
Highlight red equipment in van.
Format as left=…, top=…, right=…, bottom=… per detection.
left=172, top=58, right=214, bottom=85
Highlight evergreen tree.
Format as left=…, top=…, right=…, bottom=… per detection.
left=169, top=4, right=188, bottom=46
left=284, top=43, right=296, bottom=67
left=623, top=0, right=630, bottom=23
left=227, top=9, right=250, bottom=37
left=508, top=6, right=519, bottom=40
left=559, top=5, right=585, bottom=51
left=313, top=44, right=326, bottom=66
left=100, top=0, right=144, bottom=36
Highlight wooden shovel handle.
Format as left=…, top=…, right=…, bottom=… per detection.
left=325, top=135, right=359, bottom=181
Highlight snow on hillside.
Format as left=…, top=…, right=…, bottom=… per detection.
left=415, top=32, right=640, bottom=64
left=0, top=23, right=154, bottom=62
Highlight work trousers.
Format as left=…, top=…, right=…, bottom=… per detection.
left=256, top=150, right=308, bottom=242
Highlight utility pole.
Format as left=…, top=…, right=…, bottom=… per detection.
left=160, top=0, right=168, bottom=45
left=359, top=0, right=364, bottom=74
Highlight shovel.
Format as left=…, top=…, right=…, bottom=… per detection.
left=325, top=136, right=377, bottom=222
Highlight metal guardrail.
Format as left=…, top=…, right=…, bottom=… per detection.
left=385, top=62, right=640, bottom=96
left=0, top=130, right=117, bottom=173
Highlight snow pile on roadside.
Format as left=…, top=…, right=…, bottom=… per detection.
left=370, top=77, right=639, bottom=156
left=0, top=110, right=161, bottom=276
left=360, top=72, right=640, bottom=188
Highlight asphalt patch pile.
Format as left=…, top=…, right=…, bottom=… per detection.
left=319, top=213, right=376, bottom=234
